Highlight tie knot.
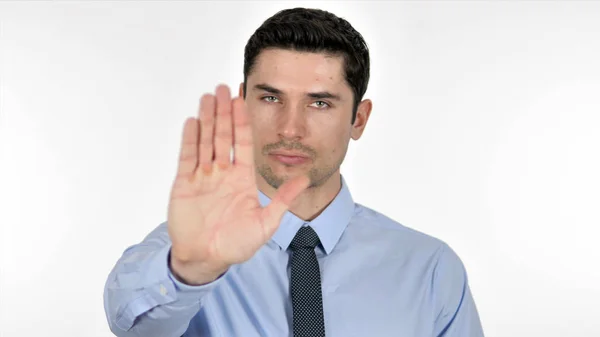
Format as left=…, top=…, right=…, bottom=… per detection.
left=290, top=226, right=320, bottom=250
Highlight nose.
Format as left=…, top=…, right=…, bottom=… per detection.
left=277, top=104, right=307, bottom=141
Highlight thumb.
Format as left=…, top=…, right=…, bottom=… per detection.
left=260, top=175, right=311, bottom=237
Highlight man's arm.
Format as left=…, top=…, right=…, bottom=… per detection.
left=103, top=222, right=224, bottom=337
left=103, top=86, right=308, bottom=336
left=432, top=243, right=485, bottom=337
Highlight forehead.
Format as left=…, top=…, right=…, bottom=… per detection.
left=248, top=48, right=349, bottom=93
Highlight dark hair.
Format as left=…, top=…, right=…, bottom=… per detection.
left=243, top=8, right=370, bottom=124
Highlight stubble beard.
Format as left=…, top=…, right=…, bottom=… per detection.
left=257, top=160, right=339, bottom=190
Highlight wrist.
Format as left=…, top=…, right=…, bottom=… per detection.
left=169, top=252, right=228, bottom=286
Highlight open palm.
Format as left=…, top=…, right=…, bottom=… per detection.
left=167, top=85, right=308, bottom=280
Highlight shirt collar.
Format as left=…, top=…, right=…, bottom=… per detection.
left=257, top=175, right=355, bottom=255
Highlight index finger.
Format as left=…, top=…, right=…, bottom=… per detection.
left=232, top=97, right=254, bottom=167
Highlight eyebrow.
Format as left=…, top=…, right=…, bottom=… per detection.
left=253, top=83, right=341, bottom=101
left=254, top=84, right=283, bottom=95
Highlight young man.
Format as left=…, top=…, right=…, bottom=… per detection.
left=104, top=7, right=484, bottom=337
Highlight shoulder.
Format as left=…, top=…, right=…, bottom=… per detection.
left=350, top=202, right=447, bottom=253
left=350, top=202, right=470, bottom=305
left=349, top=203, right=468, bottom=279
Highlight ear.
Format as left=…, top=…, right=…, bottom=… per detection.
left=351, top=99, right=373, bottom=141
left=238, top=82, right=245, bottom=98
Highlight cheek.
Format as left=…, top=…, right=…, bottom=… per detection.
left=315, top=127, right=350, bottom=157
left=247, top=106, right=268, bottom=133
left=247, top=107, right=278, bottom=151
left=248, top=104, right=276, bottom=129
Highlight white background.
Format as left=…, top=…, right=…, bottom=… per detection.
left=1, top=1, right=599, bottom=336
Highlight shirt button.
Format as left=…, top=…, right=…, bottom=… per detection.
left=160, top=284, right=168, bottom=296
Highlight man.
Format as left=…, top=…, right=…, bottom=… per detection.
left=104, top=7, right=484, bottom=337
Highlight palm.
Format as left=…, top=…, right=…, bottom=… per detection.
left=167, top=85, right=308, bottom=270
left=169, top=166, right=265, bottom=266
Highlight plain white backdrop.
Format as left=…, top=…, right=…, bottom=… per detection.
left=1, top=1, right=599, bottom=336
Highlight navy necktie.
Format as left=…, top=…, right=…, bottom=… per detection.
left=289, top=226, right=326, bottom=337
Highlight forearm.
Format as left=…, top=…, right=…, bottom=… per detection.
left=103, top=222, right=222, bottom=337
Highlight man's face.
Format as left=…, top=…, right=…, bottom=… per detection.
left=244, top=48, right=356, bottom=190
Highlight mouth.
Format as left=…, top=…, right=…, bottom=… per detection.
left=268, top=151, right=311, bottom=165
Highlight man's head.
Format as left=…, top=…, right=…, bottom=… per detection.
left=240, top=8, right=372, bottom=190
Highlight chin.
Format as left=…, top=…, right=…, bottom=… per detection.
left=258, top=164, right=308, bottom=189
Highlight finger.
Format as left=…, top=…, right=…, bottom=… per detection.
left=260, top=175, right=310, bottom=237
left=214, top=85, right=233, bottom=169
left=198, top=94, right=216, bottom=173
left=232, top=97, right=254, bottom=167
left=176, top=117, right=199, bottom=179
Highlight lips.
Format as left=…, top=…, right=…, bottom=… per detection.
left=269, top=151, right=311, bottom=165
left=270, top=151, right=309, bottom=158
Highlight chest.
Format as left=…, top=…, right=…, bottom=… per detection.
left=187, top=252, right=436, bottom=337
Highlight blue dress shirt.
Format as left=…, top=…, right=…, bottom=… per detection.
left=104, top=177, right=484, bottom=336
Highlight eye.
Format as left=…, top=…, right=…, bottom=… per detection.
left=262, top=96, right=279, bottom=103
left=310, top=101, right=330, bottom=109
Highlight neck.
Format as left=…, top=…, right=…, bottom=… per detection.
left=258, top=171, right=342, bottom=221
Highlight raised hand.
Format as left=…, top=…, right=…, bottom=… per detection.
left=167, top=84, right=309, bottom=285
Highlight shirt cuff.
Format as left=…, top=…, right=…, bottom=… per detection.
left=143, top=244, right=227, bottom=307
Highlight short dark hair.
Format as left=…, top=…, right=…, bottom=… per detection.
left=243, top=8, right=370, bottom=124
